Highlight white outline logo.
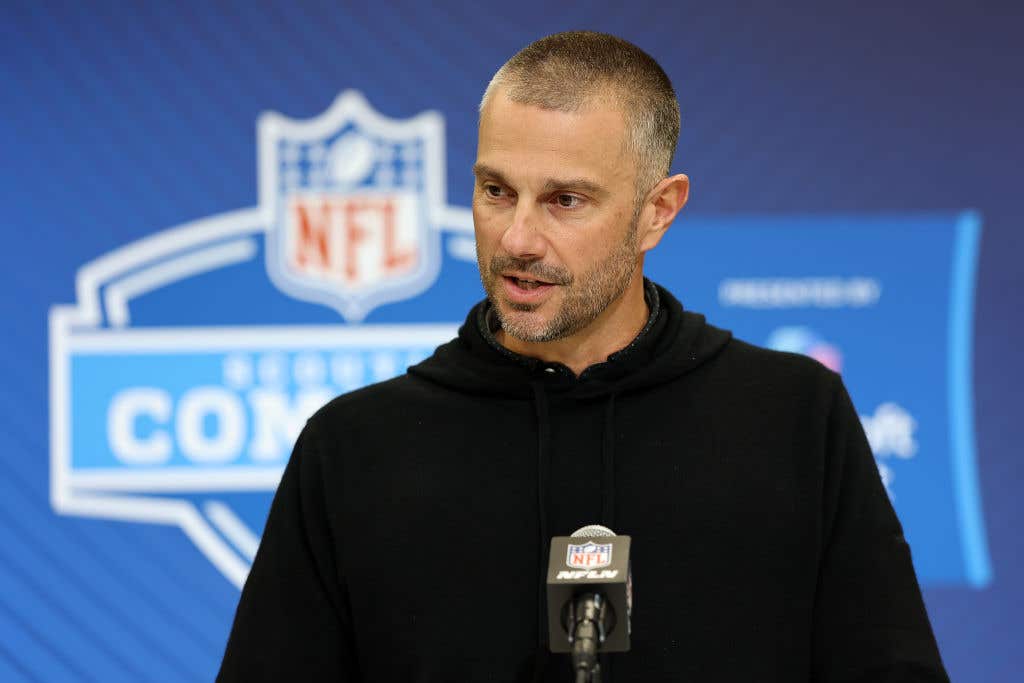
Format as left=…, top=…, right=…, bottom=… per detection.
left=49, top=92, right=475, bottom=588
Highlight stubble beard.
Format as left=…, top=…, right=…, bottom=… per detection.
left=478, top=217, right=641, bottom=343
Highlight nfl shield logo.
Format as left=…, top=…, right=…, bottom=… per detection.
left=566, top=541, right=613, bottom=569
left=259, top=91, right=446, bottom=321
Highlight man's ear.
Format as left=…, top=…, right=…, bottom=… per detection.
left=638, top=173, right=689, bottom=253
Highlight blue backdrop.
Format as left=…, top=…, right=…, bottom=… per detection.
left=2, top=1, right=1021, bottom=681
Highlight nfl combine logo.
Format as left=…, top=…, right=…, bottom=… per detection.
left=49, top=91, right=475, bottom=589
left=567, top=542, right=613, bottom=569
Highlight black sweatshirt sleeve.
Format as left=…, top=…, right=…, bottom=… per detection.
left=811, top=376, right=949, bottom=682
left=217, top=420, right=360, bottom=681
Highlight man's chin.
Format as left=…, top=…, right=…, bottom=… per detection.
left=487, top=289, right=543, bottom=315
left=494, top=304, right=556, bottom=342
left=505, top=300, right=542, bottom=313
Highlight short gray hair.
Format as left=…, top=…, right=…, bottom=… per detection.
left=480, top=31, right=681, bottom=198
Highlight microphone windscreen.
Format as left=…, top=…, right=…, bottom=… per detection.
left=571, top=524, right=616, bottom=538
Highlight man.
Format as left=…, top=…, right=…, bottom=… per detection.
left=218, top=32, right=948, bottom=682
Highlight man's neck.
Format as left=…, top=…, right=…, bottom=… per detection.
left=495, top=275, right=651, bottom=376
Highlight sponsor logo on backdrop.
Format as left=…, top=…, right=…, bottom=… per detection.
left=49, top=92, right=476, bottom=588
left=860, top=402, right=919, bottom=499
left=765, top=326, right=919, bottom=499
left=765, top=326, right=844, bottom=372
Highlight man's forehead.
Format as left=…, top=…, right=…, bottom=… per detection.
left=476, top=92, right=633, bottom=183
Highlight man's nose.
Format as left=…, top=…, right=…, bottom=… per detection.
left=499, top=202, right=547, bottom=259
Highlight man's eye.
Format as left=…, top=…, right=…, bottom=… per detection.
left=484, top=184, right=504, bottom=198
left=555, top=194, right=580, bottom=208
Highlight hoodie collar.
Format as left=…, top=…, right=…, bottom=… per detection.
left=408, top=280, right=731, bottom=399
left=474, top=278, right=663, bottom=379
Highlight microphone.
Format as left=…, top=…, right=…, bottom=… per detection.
left=547, top=524, right=633, bottom=682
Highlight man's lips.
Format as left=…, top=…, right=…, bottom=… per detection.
left=501, top=274, right=557, bottom=302
left=503, top=272, right=556, bottom=286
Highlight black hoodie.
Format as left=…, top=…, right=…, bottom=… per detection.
left=219, top=282, right=948, bottom=682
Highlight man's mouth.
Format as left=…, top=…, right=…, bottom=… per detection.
left=506, top=276, right=551, bottom=291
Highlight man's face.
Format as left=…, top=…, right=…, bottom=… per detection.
left=473, top=90, right=643, bottom=342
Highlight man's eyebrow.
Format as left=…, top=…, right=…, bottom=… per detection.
left=472, top=163, right=508, bottom=183
left=473, top=163, right=609, bottom=198
left=540, top=177, right=609, bottom=198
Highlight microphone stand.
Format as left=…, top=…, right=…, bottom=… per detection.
left=575, top=664, right=601, bottom=683
left=569, top=593, right=607, bottom=683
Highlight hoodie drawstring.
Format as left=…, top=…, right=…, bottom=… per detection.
left=599, top=393, right=618, bottom=682
left=600, top=394, right=617, bottom=529
left=530, top=381, right=551, bottom=681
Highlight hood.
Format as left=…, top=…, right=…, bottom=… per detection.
left=409, top=280, right=731, bottom=398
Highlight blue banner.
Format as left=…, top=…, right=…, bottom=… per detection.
left=650, top=213, right=990, bottom=587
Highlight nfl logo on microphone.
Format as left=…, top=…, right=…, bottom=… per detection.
left=567, top=542, right=613, bottom=569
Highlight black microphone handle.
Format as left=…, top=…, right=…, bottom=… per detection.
left=575, top=663, right=602, bottom=683
left=571, top=593, right=606, bottom=682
